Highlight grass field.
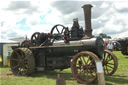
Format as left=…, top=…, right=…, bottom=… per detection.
left=0, top=51, right=128, bottom=85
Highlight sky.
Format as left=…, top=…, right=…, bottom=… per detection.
left=0, top=0, right=128, bottom=40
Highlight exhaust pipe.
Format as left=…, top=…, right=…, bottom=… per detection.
left=72, top=18, right=80, bottom=28
left=82, top=4, right=93, bottom=38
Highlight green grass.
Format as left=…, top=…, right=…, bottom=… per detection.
left=105, top=51, right=128, bottom=85
left=0, top=51, right=128, bottom=85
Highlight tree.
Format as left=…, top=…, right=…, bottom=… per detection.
left=99, top=33, right=111, bottom=39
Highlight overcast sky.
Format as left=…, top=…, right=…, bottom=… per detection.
left=0, top=0, right=128, bottom=39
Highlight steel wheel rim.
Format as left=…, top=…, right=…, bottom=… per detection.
left=72, top=51, right=99, bottom=84
left=10, top=49, right=29, bottom=75
left=103, top=50, right=118, bottom=75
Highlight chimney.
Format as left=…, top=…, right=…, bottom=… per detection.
left=72, top=18, right=80, bottom=29
left=82, top=4, right=93, bottom=38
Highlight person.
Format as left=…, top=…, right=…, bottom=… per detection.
left=107, top=42, right=114, bottom=52
left=104, top=41, right=108, bottom=49
left=107, top=42, right=114, bottom=60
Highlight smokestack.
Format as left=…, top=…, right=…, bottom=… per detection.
left=72, top=18, right=80, bottom=29
left=82, top=4, right=93, bottom=38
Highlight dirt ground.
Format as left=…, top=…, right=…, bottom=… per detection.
left=0, top=71, right=13, bottom=78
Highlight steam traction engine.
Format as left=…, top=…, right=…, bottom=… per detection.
left=10, top=4, right=118, bottom=84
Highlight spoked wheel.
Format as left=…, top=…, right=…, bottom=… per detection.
left=103, top=50, right=118, bottom=75
left=21, top=40, right=31, bottom=47
left=50, top=24, right=67, bottom=35
left=50, top=24, right=69, bottom=43
left=31, top=32, right=41, bottom=46
left=10, top=48, right=35, bottom=76
left=71, top=51, right=100, bottom=84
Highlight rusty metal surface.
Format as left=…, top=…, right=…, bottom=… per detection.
left=82, top=4, right=93, bottom=38
left=10, top=48, right=35, bottom=76
left=103, top=50, right=118, bottom=75
left=71, top=51, right=100, bottom=84
left=21, top=40, right=32, bottom=47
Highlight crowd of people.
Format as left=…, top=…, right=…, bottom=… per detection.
left=105, top=41, right=114, bottom=52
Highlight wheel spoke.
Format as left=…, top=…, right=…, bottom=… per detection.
left=107, top=63, right=114, bottom=65
left=108, top=59, right=112, bottom=61
left=77, top=69, right=84, bottom=77
left=106, top=65, right=109, bottom=74
left=18, top=66, right=27, bottom=75
left=86, top=56, right=90, bottom=64
left=90, top=72, right=95, bottom=77
left=61, top=28, right=64, bottom=34
left=12, top=64, right=20, bottom=69
left=82, top=56, right=87, bottom=65
left=56, top=27, right=60, bottom=33
left=107, top=64, right=114, bottom=69
left=103, top=66, right=106, bottom=74
left=79, top=57, right=84, bottom=65
left=88, top=59, right=95, bottom=66
left=18, top=51, right=24, bottom=59
left=105, top=54, right=109, bottom=61
left=14, top=52, right=20, bottom=57
left=17, top=69, right=21, bottom=75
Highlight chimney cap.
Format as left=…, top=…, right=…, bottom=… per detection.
left=82, top=4, right=93, bottom=8
left=73, top=18, right=78, bottom=22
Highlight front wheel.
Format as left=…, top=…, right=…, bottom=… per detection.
left=71, top=51, right=100, bottom=84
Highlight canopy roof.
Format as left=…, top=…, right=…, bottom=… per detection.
left=0, top=39, right=19, bottom=44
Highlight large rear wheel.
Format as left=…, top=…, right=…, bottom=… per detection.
left=10, top=48, right=35, bottom=76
